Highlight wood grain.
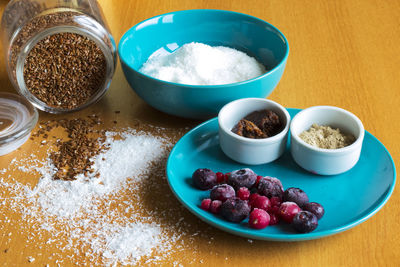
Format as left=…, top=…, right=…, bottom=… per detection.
left=0, top=0, right=399, bottom=266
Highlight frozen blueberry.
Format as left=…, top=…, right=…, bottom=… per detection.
left=303, top=202, right=325, bottom=220
left=192, top=168, right=217, bottom=190
left=227, top=168, right=257, bottom=190
left=210, top=184, right=235, bottom=202
left=283, top=187, right=309, bottom=208
left=220, top=198, right=251, bottom=223
left=292, top=211, right=318, bottom=233
left=257, top=176, right=284, bottom=198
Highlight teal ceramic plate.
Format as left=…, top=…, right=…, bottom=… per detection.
left=166, top=108, right=396, bottom=241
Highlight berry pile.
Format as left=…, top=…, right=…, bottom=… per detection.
left=193, top=168, right=324, bottom=233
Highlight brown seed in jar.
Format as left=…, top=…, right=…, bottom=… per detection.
left=23, top=32, right=106, bottom=109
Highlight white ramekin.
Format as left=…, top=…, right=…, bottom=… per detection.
left=218, top=98, right=290, bottom=165
left=290, top=106, right=364, bottom=175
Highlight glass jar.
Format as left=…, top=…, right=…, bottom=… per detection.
left=1, top=0, right=116, bottom=113
left=0, top=92, right=38, bottom=156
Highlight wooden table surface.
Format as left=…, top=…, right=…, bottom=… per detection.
left=1, top=0, right=399, bottom=266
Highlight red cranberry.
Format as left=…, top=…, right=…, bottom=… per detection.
left=269, top=205, right=280, bottom=215
left=251, top=195, right=271, bottom=212
left=210, top=200, right=222, bottom=214
left=269, top=213, right=280, bottom=225
left=200, top=198, right=211, bottom=211
left=278, top=201, right=301, bottom=223
left=249, top=209, right=270, bottom=229
left=224, top=173, right=230, bottom=182
left=255, top=175, right=263, bottom=186
left=270, top=196, right=282, bottom=207
left=237, top=187, right=250, bottom=200
left=249, top=193, right=260, bottom=207
left=216, top=172, right=225, bottom=183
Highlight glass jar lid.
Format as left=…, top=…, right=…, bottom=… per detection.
left=0, top=92, right=38, bottom=156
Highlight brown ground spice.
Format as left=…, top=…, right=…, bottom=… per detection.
left=232, top=119, right=267, bottom=139
left=232, top=109, right=283, bottom=139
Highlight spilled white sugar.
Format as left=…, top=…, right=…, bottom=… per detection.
left=140, top=42, right=266, bottom=85
left=23, top=131, right=167, bottom=220
left=0, top=129, right=183, bottom=265
left=103, top=222, right=162, bottom=262
left=31, top=131, right=168, bottom=219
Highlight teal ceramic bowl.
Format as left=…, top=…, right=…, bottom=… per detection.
left=118, top=9, right=289, bottom=119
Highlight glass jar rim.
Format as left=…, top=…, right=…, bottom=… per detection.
left=0, top=92, right=38, bottom=145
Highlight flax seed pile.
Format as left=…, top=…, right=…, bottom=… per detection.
left=32, top=115, right=106, bottom=181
